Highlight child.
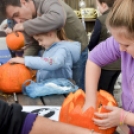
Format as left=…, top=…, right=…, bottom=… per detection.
left=88, top=0, right=121, bottom=95
left=8, top=29, right=81, bottom=83
left=83, top=0, right=134, bottom=133
left=0, top=99, right=100, bottom=134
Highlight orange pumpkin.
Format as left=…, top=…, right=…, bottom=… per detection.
left=59, top=89, right=118, bottom=134
left=0, top=63, right=32, bottom=93
left=6, top=32, right=25, bottom=51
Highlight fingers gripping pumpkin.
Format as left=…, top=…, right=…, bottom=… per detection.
left=0, top=63, right=32, bottom=93
left=59, top=89, right=118, bottom=134
left=6, top=32, right=25, bottom=51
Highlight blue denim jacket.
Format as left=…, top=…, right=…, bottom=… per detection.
left=24, top=41, right=81, bottom=82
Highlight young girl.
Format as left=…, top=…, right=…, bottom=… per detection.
left=88, top=0, right=121, bottom=95
left=8, top=29, right=81, bottom=83
left=83, top=0, right=134, bottom=133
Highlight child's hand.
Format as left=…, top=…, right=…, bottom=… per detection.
left=93, top=106, right=121, bottom=129
left=8, top=57, right=25, bottom=64
left=82, top=102, right=96, bottom=112
left=5, top=27, right=13, bottom=34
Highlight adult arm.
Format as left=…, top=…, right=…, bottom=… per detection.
left=29, top=116, right=99, bottom=134
left=88, top=19, right=101, bottom=51
left=23, top=0, right=66, bottom=36
left=24, top=48, right=67, bottom=70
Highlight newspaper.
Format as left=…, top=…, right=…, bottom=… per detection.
left=23, top=106, right=61, bottom=121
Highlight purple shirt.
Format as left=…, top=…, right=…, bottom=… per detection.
left=89, top=36, right=134, bottom=132
left=21, top=113, right=37, bottom=134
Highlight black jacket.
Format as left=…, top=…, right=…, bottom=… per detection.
left=0, top=100, right=28, bottom=134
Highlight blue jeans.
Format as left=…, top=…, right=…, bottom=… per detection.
left=73, top=47, right=88, bottom=90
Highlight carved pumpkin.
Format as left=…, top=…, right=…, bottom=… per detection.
left=6, top=32, right=25, bottom=50
left=0, top=63, right=32, bottom=93
left=59, top=89, right=118, bottom=134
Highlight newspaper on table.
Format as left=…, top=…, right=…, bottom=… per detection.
left=23, top=106, right=61, bottom=121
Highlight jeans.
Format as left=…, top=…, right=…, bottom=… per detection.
left=73, top=47, right=88, bottom=90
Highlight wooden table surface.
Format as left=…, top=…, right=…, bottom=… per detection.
left=0, top=92, right=65, bottom=106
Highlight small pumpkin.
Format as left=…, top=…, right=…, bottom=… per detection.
left=6, top=32, right=25, bottom=50
left=59, top=89, right=118, bottom=134
left=0, top=63, right=32, bottom=93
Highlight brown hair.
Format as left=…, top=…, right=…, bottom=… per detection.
left=98, top=0, right=115, bottom=7
left=57, top=28, right=69, bottom=40
left=106, top=0, right=134, bottom=38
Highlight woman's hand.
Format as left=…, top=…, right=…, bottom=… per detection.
left=93, top=106, right=121, bottom=129
left=8, top=57, right=25, bottom=64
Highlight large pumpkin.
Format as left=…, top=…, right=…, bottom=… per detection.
left=6, top=32, right=25, bottom=51
left=0, top=63, right=32, bottom=93
left=59, top=89, right=118, bottom=134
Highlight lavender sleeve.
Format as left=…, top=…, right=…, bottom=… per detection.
left=21, top=113, right=38, bottom=134
left=88, top=36, right=121, bottom=67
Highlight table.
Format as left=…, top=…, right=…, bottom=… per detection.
left=0, top=92, right=65, bottom=106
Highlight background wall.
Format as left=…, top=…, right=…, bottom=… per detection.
left=63, top=0, right=96, bottom=10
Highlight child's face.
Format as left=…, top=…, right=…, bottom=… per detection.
left=110, top=27, right=134, bottom=58
left=33, top=33, right=54, bottom=49
left=96, top=0, right=109, bottom=14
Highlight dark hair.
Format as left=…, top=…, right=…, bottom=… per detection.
left=0, top=0, right=22, bottom=16
left=98, top=0, right=115, bottom=7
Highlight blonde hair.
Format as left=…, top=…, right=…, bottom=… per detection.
left=106, top=0, right=134, bottom=38
left=57, top=28, right=69, bottom=40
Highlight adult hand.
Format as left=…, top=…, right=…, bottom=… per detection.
left=93, top=106, right=121, bottom=129
left=13, top=23, right=24, bottom=32
left=8, top=57, right=25, bottom=64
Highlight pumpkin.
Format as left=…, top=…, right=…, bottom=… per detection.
left=59, top=89, right=118, bottom=134
left=0, top=63, right=32, bottom=93
left=6, top=32, right=25, bottom=50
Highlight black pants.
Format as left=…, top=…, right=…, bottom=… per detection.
left=98, top=69, right=121, bottom=95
